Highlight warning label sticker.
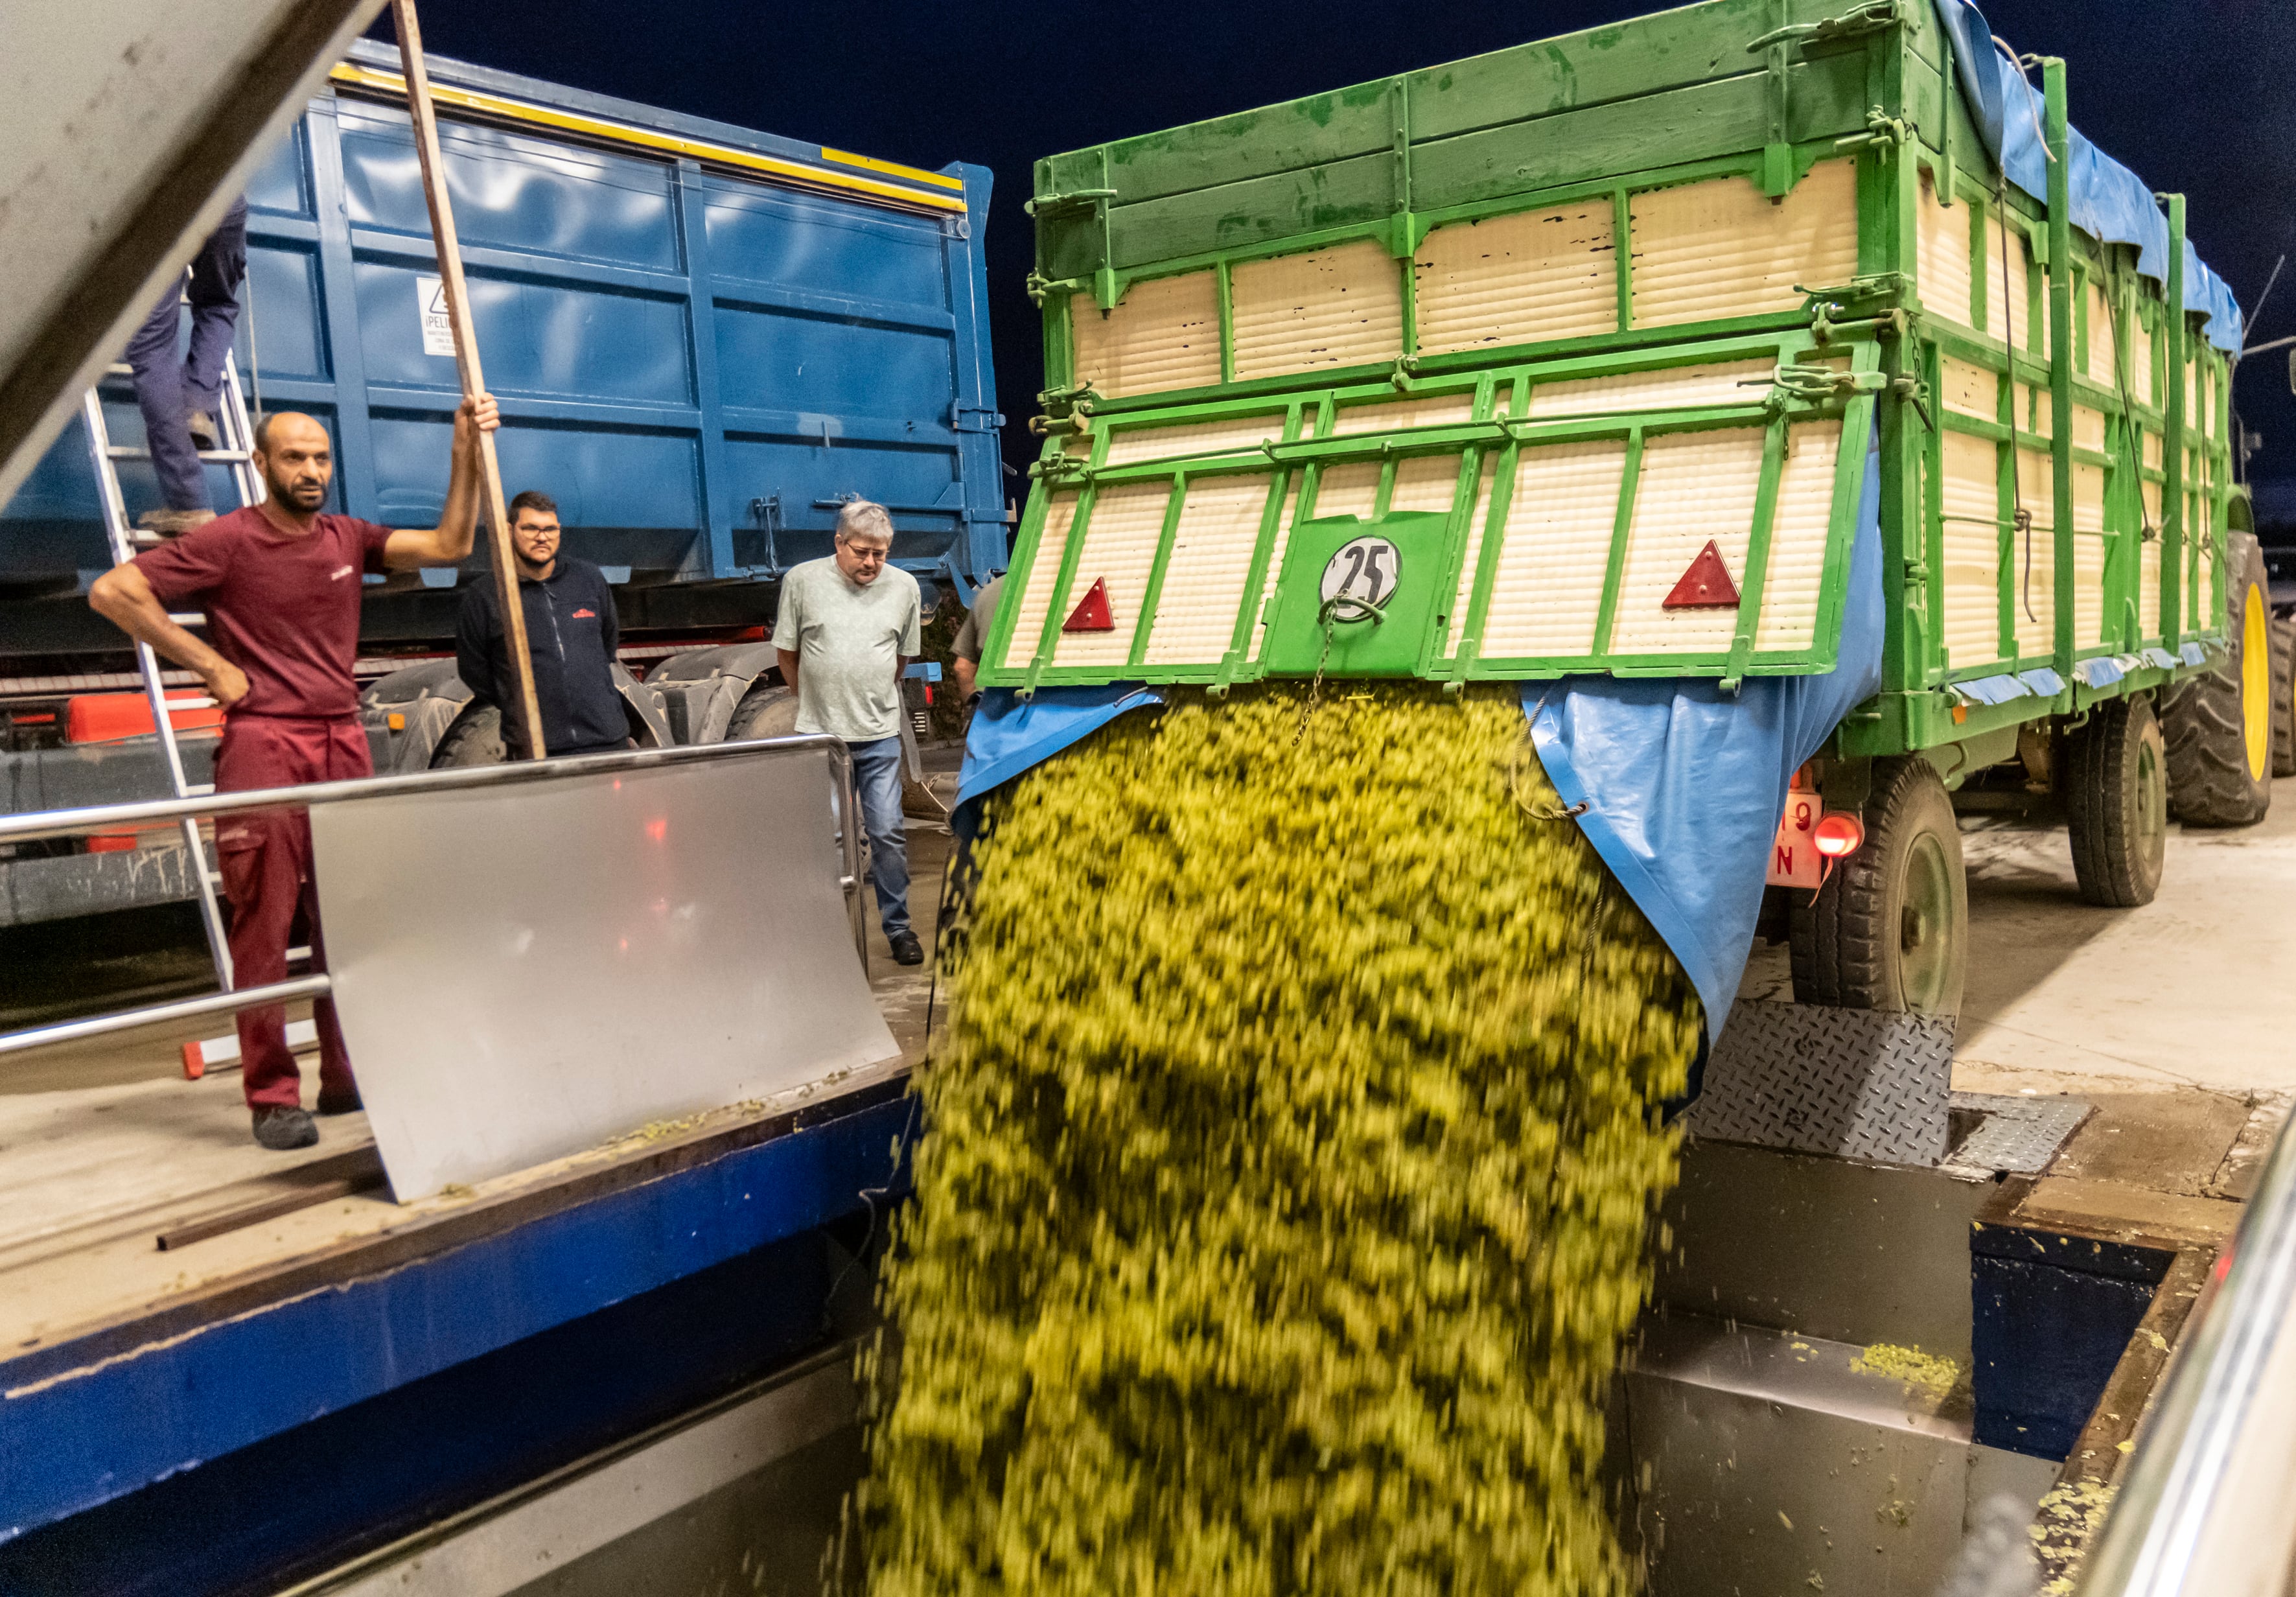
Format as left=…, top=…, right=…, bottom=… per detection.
left=416, top=274, right=455, bottom=358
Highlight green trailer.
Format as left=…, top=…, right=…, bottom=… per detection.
left=977, top=0, right=2258, bottom=1017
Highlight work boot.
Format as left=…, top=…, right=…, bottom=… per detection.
left=138, top=507, right=216, bottom=537
left=186, top=410, right=220, bottom=450
left=252, top=1106, right=319, bottom=1150
left=317, top=1085, right=363, bottom=1116
left=888, top=928, right=924, bottom=966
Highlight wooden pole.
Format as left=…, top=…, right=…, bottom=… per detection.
left=391, top=0, right=547, bottom=758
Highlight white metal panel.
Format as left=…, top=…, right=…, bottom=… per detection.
left=1412, top=200, right=1616, bottom=354
left=999, top=491, right=1082, bottom=670
left=2074, top=463, right=2108, bottom=643
left=2070, top=406, right=2107, bottom=453
left=2140, top=530, right=2163, bottom=638
left=1940, top=430, right=2003, bottom=670
left=2085, top=283, right=2116, bottom=381
left=1069, top=273, right=1222, bottom=399
left=1049, top=480, right=1174, bottom=668
left=1328, top=392, right=1478, bottom=436
left=1245, top=480, right=1305, bottom=661
left=1753, top=423, right=1842, bottom=653
left=2012, top=448, right=2056, bottom=657
left=1529, top=358, right=1776, bottom=420
left=1441, top=453, right=1504, bottom=657
left=1142, top=473, right=1276, bottom=666
left=1229, top=240, right=1403, bottom=380
left=1627, top=160, right=1859, bottom=329
left=1940, top=357, right=1998, bottom=423
left=1386, top=453, right=1467, bottom=515
left=1476, top=440, right=1630, bottom=659
left=2019, top=383, right=2051, bottom=441
left=1917, top=172, right=1975, bottom=327
left=1982, top=213, right=2042, bottom=353
left=1100, top=412, right=1284, bottom=467
left=2134, top=320, right=2156, bottom=404
left=1608, top=430, right=1768, bottom=655
left=1307, top=460, right=1383, bottom=522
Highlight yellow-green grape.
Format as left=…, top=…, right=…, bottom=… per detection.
left=835, top=684, right=1700, bottom=1596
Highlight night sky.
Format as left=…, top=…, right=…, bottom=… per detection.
left=384, top=1, right=2296, bottom=515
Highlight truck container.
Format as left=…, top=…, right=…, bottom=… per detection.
left=0, top=38, right=1004, bottom=926
left=977, top=0, right=2254, bottom=1014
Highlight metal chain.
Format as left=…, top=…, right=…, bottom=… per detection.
left=1291, top=618, right=1338, bottom=748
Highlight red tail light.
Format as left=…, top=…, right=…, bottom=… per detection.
left=1813, top=813, right=1865, bottom=858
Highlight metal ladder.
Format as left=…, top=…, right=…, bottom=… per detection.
left=78, top=338, right=268, bottom=989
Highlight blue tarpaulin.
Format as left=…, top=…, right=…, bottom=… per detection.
left=1932, top=0, right=2243, bottom=352
left=955, top=682, right=1166, bottom=819
left=1522, top=441, right=1886, bottom=1038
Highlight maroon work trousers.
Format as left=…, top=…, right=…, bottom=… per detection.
left=213, top=714, right=371, bottom=1111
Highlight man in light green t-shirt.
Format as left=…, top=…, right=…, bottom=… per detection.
left=773, top=501, right=925, bottom=963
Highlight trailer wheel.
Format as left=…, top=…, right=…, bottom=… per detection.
left=2271, top=618, right=2296, bottom=779
left=1789, top=757, right=1967, bottom=1016
left=428, top=702, right=505, bottom=767
left=2065, top=696, right=2168, bottom=907
left=2159, top=531, right=2273, bottom=826
left=724, top=684, right=800, bottom=742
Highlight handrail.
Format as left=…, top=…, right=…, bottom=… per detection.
left=0, top=736, right=867, bottom=1056
left=0, top=734, right=848, bottom=843
left=2075, top=1104, right=2296, bottom=1595
left=0, top=977, right=334, bottom=1059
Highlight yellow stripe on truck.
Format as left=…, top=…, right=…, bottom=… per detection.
left=327, top=64, right=967, bottom=217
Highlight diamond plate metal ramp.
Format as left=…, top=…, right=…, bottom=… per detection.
left=1690, top=1001, right=1956, bottom=1165
left=1942, top=1091, right=2092, bottom=1177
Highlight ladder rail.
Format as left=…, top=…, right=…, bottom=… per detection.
left=80, top=382, right=237, bottom=988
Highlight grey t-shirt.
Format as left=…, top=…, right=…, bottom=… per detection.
left=950, top=574, right=1006, bottom=663
left=771, top=557, right=921, bottom=743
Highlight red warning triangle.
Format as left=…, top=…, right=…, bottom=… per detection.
left=1661, top=540, right=1741, bottom=611
left=1062, top=576, right=1116, bottom=633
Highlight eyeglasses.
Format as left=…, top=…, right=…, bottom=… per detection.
left=841, top=544, right=890, bottom=564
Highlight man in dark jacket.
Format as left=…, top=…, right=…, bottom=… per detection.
left=456, top=491, right=629, bottom=758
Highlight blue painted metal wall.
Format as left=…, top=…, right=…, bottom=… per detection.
left=0, top=40, right=1006, bottom=596
left=0, top=1086, right=909, bottom=1559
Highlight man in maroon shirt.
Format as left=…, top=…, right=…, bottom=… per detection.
left=90, top=399, right=499, bottom=1149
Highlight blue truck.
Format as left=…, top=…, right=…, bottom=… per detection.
left=0, top=38, right=1006, bottom=920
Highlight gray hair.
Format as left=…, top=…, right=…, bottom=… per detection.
left=834, top=499, right=894, bottom=545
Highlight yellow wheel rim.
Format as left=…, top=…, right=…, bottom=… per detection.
left=2244, top=584, right=2271, bottom=781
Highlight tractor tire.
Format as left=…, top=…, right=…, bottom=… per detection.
left=2159, top=531, right=2273, bottom=826
left=2271, top=618, right=2296, bottom=778
left=1790, top=756, right=1967, bottom=1016
left=724, top=684, right=800, bottom=742
left=2065, top=695, right=2168, bottom=908
left=428, top=701, right=506, bottom=767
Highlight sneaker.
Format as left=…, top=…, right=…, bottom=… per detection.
left=137, top=507, right=216, bottom=537
left=252, top=1106, right=318, bottom=1150
left=316, top=1086, right=363, bottom=1116
left=888, top=929, right=925, bottom=966
left=186, top=410, right=220, bottom=450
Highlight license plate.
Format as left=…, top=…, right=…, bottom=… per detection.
left=1767, top=789, right=1824, bottom=889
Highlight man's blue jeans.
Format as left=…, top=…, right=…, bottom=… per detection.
left=848, top=736, right=910, bottom=938
left=126, top=196, right=248, bottom=511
